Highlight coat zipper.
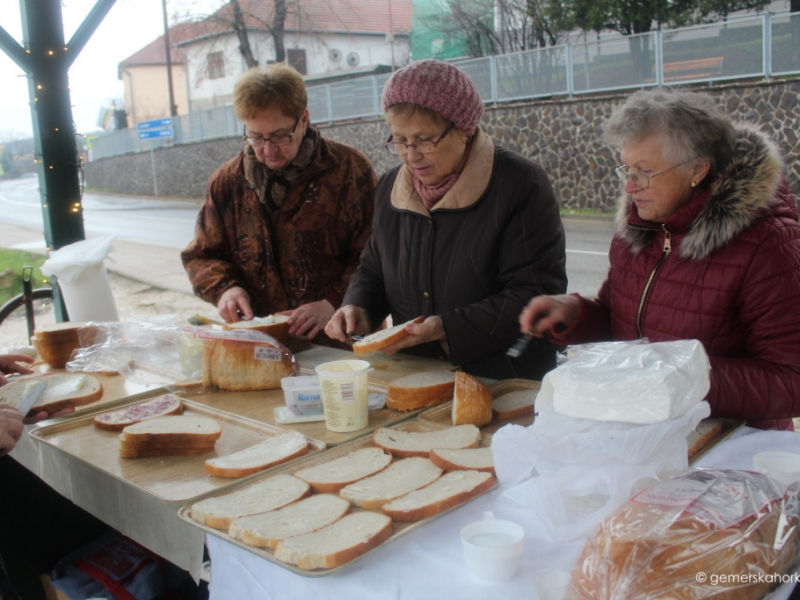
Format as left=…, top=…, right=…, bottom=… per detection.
left=635, top=224, right=672, bottom=338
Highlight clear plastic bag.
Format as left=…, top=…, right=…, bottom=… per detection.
left=566, top=469, right=800, bottom=600
left=538, top=339, right=711, bottom=424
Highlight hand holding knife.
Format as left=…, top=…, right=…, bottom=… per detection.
left=16, top=380, right=46, bottom=417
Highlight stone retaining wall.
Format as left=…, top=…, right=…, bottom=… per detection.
left=84, top=77, right=800, bottom=211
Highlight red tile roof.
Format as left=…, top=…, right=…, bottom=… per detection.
left=118, top=21, right=215, bottom=76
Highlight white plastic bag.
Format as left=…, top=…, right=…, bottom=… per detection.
left=491, top=401, right=710, bottom=542
left=538, top=339, right=711, bottom=424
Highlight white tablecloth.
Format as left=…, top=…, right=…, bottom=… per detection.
left=206, top=428, right=800, bottom=600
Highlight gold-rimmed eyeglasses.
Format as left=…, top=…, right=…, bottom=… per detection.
left=385, top=123, right=454, bottom=155
left=614, top=161, right=688, bottom=189
left=243, top=117, right=300, bottom=148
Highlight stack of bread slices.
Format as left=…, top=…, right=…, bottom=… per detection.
left=31, top=322, right=96, bottom=369
left=119, top=415, right=222, bottom=458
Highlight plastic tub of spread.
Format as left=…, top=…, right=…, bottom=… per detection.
left=280, top=375, right=324, bottom=417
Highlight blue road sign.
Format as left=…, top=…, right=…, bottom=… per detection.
left=137, top=117, right=173, bottom=131
left=138, top=128, right=174, bottom=140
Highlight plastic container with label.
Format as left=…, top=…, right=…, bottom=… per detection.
left=315, top=359, right=371, bottom=432
left=280, top=375, right=324, bottom=417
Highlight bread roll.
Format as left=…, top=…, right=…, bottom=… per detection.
left=452, top=371, right=492, bottom=427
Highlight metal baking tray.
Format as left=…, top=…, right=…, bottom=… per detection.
left=30, top=398, right=326, bottom=504
left=178, top=419, right=495, bottom=577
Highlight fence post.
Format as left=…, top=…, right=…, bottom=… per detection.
left=566, top=44, right=574, bottom=98
left=655, top=29, right=664, bottom=87
left=372, top=76, right=380, bottom=117
left=763, top=12, right=772, bottom=80
left=325, top=84, right=334, bottom=124
left=489, top=55, right=498, bottom=105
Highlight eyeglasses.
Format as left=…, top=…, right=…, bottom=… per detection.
left=385, top=123, right=454, bottom=155
left=243, top=117, right=300, bottom=148
left=615, top=161, right=688, bottom=189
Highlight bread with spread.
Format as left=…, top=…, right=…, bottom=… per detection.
left=205, top=430, right=309, bottom=478
left=223, top=315, right=291, bottom=344
left=293, top=447, right=393, bottom=493
left=93, top=394, right=183, bottom=431
left=339, top=457, right=443, bottom=509
left=0, top=373, right=103, bottom=416
left=372, top=424, right=481, bottom=458
left=351, top=316, right=424, bottom=354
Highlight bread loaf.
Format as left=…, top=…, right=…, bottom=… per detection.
left=190, top=473, right=310, bottom=530
left=492, top=390, right=536, bottom=420
left=274, top=511, right=393, bottom=570
left=381, top=470, right=495, bottom=522
left=339, top=457, right=443, bottom=509
left=0, top=373, right=103, bottom=416
left=352, top=316, right=424, bottom=354
left=223, top=315, right=290, bottom=344
left=32, top=322, right=98, bottom=369
left=566, top=469, right=800, bottom=600
left=429, top=447, right=495, bottom=476
left=452, top=371, right=492, bottom=427
left=386, top=371, right=456, bottom=412
left=93, top=394, right=183, bottom=431
left=202, top=339, right=295, bottom=391
left=229, top=494, right=351, bottom=548
left=293, top=448, right=393, bottom=493
left=372, top=425, right=481, bottom=458
left=205, top=431, right=309, bottom=478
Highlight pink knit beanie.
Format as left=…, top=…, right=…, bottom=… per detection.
left=382, top=59, right=485, bottom=135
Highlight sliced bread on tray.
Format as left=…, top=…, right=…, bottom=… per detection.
left=381, top=470, right=495, bottom=522
left=190, top=473, right=310, bottom=530
left=372, top=424, right=481, bottom=458
left=293, top=447, right=392, bottom=493
left=429, top=447, right=495, bottom=476
left=205, top=430, right=309, bottom=478
left=386, top=370, right=456, bottom=412
left=452, top=371, right=493, bottom=427
left=492, top=390, right=536, bottom=420
left=0, top=373, right=103, bottom=416
left=274, top=511, right=393, bottom=570
left=121, top=415, right=221, bottom=443
left=119, top=445, right=216, bottom=459
left=352, top=316, right=424, bottom=354
left=93, top=394, right=183, bottom=431
left=339, top=457, right=443, bottom=509
left=229, top=494, right=351, bottom=548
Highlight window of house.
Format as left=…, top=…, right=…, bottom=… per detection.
left=207, top=51, right=225, bottom=79
left=287, top=49, right=307, bottom=75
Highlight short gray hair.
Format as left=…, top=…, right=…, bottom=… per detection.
left=604, top=89, right=736, bottom=182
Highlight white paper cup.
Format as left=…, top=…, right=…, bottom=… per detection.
left=315, top=360, right=370, bottom=432
left=532, top=569, right=570, bottom=600
left=460, top=517, right=524, bottom=583
left=753, top=451, right=800, bottom=487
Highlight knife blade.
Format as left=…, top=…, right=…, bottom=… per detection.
left=16, top=380, right=46, bottom=417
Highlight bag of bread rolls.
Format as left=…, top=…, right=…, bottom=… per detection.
left=566, top=469, right=800, bottom=600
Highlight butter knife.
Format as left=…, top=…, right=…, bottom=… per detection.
left=16, top=380, right=46, bottom=417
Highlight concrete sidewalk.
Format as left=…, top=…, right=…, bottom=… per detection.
left=0, top=222, right=194, bottom=295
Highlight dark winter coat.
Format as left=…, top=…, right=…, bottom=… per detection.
left=559, top=125, right=800, bottom=430
left=343, top=129, right=568, bottom=380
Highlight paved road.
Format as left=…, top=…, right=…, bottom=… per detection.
left=0, top=177, right=614, bottom=296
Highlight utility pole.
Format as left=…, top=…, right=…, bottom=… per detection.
left=162, top=0, right=178, bottom=117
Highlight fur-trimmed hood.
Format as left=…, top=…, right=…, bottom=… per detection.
left=616, top=124, right=788, bottom=260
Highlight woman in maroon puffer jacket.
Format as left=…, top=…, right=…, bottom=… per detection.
left=520, top=89, right=800, bottom=430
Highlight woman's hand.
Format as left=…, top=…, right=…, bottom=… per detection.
left=0, top=403, right=24, bottom=457
left=382, top=316, right=446, bottom=355
left=217, top=286, right=253, bottom=323
left=519, top=294, right=581, bottom=338
left=0, top=354, right=35, bottom=386
left=324, top=305, right=371, bottom=343
left=278, top=300, right=335, bottom=339
left=23, top=407, right=74, bottom=425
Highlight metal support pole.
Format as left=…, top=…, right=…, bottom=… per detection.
left=763, top=13, right=772, bottom=81
left=22, top=266, right=35, bottom=343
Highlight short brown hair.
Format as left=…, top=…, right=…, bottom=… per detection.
left=233, top=64, right=308, bottom=121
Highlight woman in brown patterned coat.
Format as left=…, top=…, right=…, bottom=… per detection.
left=182, top=64, right=376, bottom=341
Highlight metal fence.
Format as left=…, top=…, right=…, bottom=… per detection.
left=91, top=11, right=800, bottom=161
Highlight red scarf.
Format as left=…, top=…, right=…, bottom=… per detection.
left=411, top=136, right=474, bottom=210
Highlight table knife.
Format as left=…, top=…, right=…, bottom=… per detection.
left=16, top=380, right=46, bottom=416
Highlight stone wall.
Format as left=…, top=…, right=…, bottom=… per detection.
left=84, top=77, right=800, bottom=210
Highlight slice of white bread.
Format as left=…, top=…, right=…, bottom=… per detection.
left=352, top=316, right=424, bottom=354
left=372, top=424, right=481, bottom=458
left=492, top=390, right=536, bottom=420
left=293, top=448, right=393, bottom=493
left=202, top=339, right=295, bottom=391
left=190, top=473, right=310, bottom=530
left=274, top=511, right=393, bottom=570
left=386, top=370, right=456, bottom=412
left=429, top=447, right=495, bottom=476
left=0, top=373, right=103, bottom=416
left=119, top=436, right=217, bottom=450
left=119, top=445, right=216, bottom=459
left=205, top=431, right=309, bottom=478
left=93, top=394, right=183, bottom=431
left=223, top=315, right=290, bottom=344
left=120, top=415, right=222, bottom=443
left=452, top=371, right=493, bottom=427
left=339, top=457, right=443, bottom=509
left=229, top=494, right=351, bottom=548
left=381, top=470, right=495, bottom=522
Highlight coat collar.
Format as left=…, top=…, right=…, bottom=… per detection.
left=390, top=128, right=495, bottom=216
left=616, top=124, right=785, bottom=260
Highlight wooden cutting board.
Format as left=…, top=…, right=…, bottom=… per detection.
left=295, top=346, right=456, bottom=387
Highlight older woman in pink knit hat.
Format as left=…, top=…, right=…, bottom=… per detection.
left=326, top=59, right=567, bottom=379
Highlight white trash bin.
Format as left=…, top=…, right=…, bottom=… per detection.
left=40, top=236, right=119, bottom=321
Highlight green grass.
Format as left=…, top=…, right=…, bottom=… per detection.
left=0, top=249, right=49, bottom=306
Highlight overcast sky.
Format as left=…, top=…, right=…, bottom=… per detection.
left=0, top=0, right=217, bottom=140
